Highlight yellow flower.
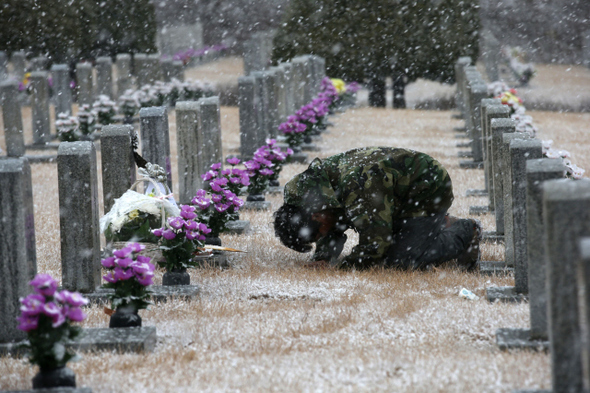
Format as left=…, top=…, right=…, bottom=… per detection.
left=128, top=209, right=140, bottom=220
left=330, top=78, right=346, bottom=94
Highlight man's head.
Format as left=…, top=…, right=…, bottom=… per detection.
left=274, top=204, right=320, bottom=253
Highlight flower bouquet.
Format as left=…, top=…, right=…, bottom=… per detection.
left=295, top=97, right=330, bottom=139
left=201, top=159, right=250, bottom=196
left=118, top=89, right=141, bottom=124
left=92, top=95, right=118, bottom=126
left=56, top=112, right=80, bottom=142
left=76, top=104, right=96, bottom=136
left=101, top=243, right=154, bottom=327
left=17, top=274, right=88, bottom=389
left=191, top=188, right=243, bottom=239
left=254, top=139, right=293, bottom=187
left=153, top=205, right=212, bottom=284
left=278, top=115, right=307, bottom=151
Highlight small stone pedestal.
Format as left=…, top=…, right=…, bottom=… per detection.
left=225, top=220, right=250, bottom=235
left=459, top=160, right=483, bottom=169
left=486, top=286, right=527, bottom=303
left=466, top=189, right=488, bottom=197
left=286, top=152, right=308, bottom=164
left=496, top=328, right=549, bottom=352
left=469, top=205, right=489, bottom=215
left=84, top=285, right=200, bottom=304
left=482, top=231, right=504, bottom=242
left=457, top=151, right=473, bottom=158
left=479, top=261, right=513, bottom=276
left=242, top=201, right=271, bottom=211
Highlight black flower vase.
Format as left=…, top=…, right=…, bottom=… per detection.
left=109, top=306, right=142, bottom=328
left=162, top=267, right=190, bottom=286
left=303, top=134, right=312, bottom=144
left=269, top=179, right=280, bottom=187
left=32, top=366, right=76, bottom=389
left=246, top=194, right=265, bottom=202
left=205, top=236, right=222, bottom=247
left=291, top=145, right=302, bottom=154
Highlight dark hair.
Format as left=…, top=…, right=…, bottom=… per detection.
left=273, top=204, right=320, bottom=253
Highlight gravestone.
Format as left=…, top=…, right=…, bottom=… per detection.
left=0, top=158, right=37, bottom=343
left=481, top=30, right=501, bottom=82
left=76, top=62, right=94, bottom=106
left=116, top=53, right=133, bottom=96
left=454, top=56, right=472, bottom=117
left=11, top=51, right=26, bottom=81
left=134, top=53, right=149, bottom=88
left=30, top=56, right=48, bottom=71
left=272, top=66, right=287, bottom=123
left=146, top=54, right=162, bottom=84
left=490, top=118, right=516, bottom=236
left=139, top=107, right=172, bottom=190
left=578, top=237, right=590, bottom=390
left=161, top=58, right=174, bottom=82
left=543, top=178, right=590, bottom=393
left=251, top=71, right=268, bottom=147
left=101, top=125, right=136, bottom=213
left=279, top=62, right=295, bottom=117
left=51, top=64, right=73, bottom=116
left=0, top=51, right=7, bottom=81
left=198, top=96, right=223, bottom=171
left=29, top=71, right=51, bottom=145
left=466, top=81, right=488, bottom=164
left=1, top=80, right=26, bottom=157
left=484, top=105, right=510, bottom=212
left=262, top=69, right=279, bottom=138
left=238, top=75, right=260, bottom=161
left=171, top=60, right=184, bottom=82
left=243, top=33, right=267, bottom=75
left=291, top=57, right=309, bottom=109
left=96, top=56, right=113, bottom=99
left=480, top=99, right=502, bottom=187
left=58, top=142, right=101, bottom=293
left=176, top=101, right=203, bottom=204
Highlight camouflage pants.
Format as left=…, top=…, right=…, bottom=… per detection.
left=384, top=213, right=474, bottom=270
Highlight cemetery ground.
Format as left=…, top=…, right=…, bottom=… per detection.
left=1, top=59, right=590, bottom=392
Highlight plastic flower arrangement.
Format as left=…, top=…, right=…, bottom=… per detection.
left=330, top=78, right=346, bottom=94
left=101, top=243, right=155, bottom=311
left=153, top=205, right=212, bottom=271
left=117, top=89, right=141, bottom=120
left=255, top=139, right=293, bottom=185
left=17, top=274, right=88, bottom=371
left=542, top=140, right=585, bottom=180
left=495, top=89, right=523, bottom=115
left=92, top=95, right=118, bottom=125
left=278, top=115, right=307, bottom=148
left=191, top=185, right=243, bottom=238
left=319, top=77, right=340, bottom=110
left=201, top=159, right=250, bottom=196
left=295, top=98, right=330, bottom=137
left=56, top=112, right=80, bottom=142
left=244, top=150, right=275, bottom=197
left=76, top=104, right=96, bottom=136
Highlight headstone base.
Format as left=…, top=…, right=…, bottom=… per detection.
left=513, top=390, right=551, bottom=393
left=301, top=143, right=320, bottom=152
left=25, top=142, right=60, bottom=150
left=22, top=155, right=57, bottom=164
left=267, top=186, right=284, bottom=195
left=479, top=260, right=513, bottom=275
left=469, top=205, right=489, bottom=215
left=242, top=201, right=271, bottom=211
left=455, top=134, right=470, bottom=139
left=286, top=153, right=308, bottom=164
left=453, top=126, right=466, bottom=132
left=496, top=328, right=549, bottom=351
left=466, top=189, right=488, bottom=197
left=460, top=160, right=484, bottom=169
left=458, top=151, right=473, bottom=158
left=451, top=113, right=463, bottom=119
left=456, top=141, right=471, bottom=148
left=0, top=326, right=156, bottom=357
left=482, top=231, right=504, bottom=242
left=225, top=220, right=250, bottom=235
left=84, top=285, right=200, bottom=305
left=3, top=388, right=92, bottom=393
left=486, top=286, right=528, bottom=303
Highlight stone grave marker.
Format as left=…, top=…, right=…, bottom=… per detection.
left=0, top=158, right=37, bottom=344
left=96, top=56, right=113, bottom=98
left=453, top=56, right=472, bottom=118
left=146, top=54, right=162, bottom=84
left=51, top=64, right=73, bottom=116
left=171, top=60, right=184, bottom=82
left=176, top=101, right=203, bottom=205
left=198, top=96, right=223, bottom=171
left=58, top=142, right=101, bottom=293
left=238, top=75, right=260, bottom=161
left=139, top=107, right=172, bottom=191
left=160, top=58, right=174, bottom=82
left=134, top=53, right=149, bottom=87
left=1, top=80, right=26, bottom=157
left=29, top=71, right=51, bottom=145
left=30, top=56, right=48, bottom=71
left=11, top=50, right=26, bottom=81
left=76, top=62, right=94, bottom=106
left=490, top=118, right=516, bottom=236
left=0, top=51, right=7, bottom=81
left=101, top=125, right=136, bottom=213
left=116, top=53, right=133, bottom=96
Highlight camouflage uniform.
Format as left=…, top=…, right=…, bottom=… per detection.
left=284, top=147, right=470, bottom=269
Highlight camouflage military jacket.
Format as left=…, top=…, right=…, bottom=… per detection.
left=283, top=147, right=454, bottom=268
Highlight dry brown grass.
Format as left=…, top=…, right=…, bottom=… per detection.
left=3, top=58, right=590, bottom=392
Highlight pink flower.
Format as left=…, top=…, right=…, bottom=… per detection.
left=30, top=274, right=58, bottom=297
left=103, top=271, right=118, bottom=283
left=184, top=220, right=199, bottom=230
left=136, top=274, right=154, bottom=286
left=180, top=205, right=197, bottom=220
left=136, top=255, right=152, bottom=264
left=67, top=307, right=87, bottom=322
left=56, top=290, right=88, bottom=307
left=259, top=168, right=274, bottom=176
left=17, top=315, right=39, bottom=332
left=130, top=261, right=152, bottom=275
left=127, top=243, right=145, bottom=253
left=113, top=247, right=132, bottom=259
left=210, top=162, right=222, bottom=171
left=214, top=203, right=230, bottom=212
left=162, top=229, right=177, bottom=240
left=116, top=257, right=133, bottom=268
left=114, top=267, right=134, bottom=281
left=201, top=170, right=217, bottom=181
left=227, top=157, right=241, bottom=165
left=101, top=256, right=116, bottom=268
left=19, top=294, right=45, bottom=317
left=185, top=230, right=199, bottom=240
left=153, top=228, right=164, bottom=237
left=199, top=223, right=212, bottom=234
left=168, top=216, right=185, bottom=230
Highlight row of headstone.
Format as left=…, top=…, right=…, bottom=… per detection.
left=238, top=54, right=326, bottom=160
left=453, top=57, right=590, bottom=393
